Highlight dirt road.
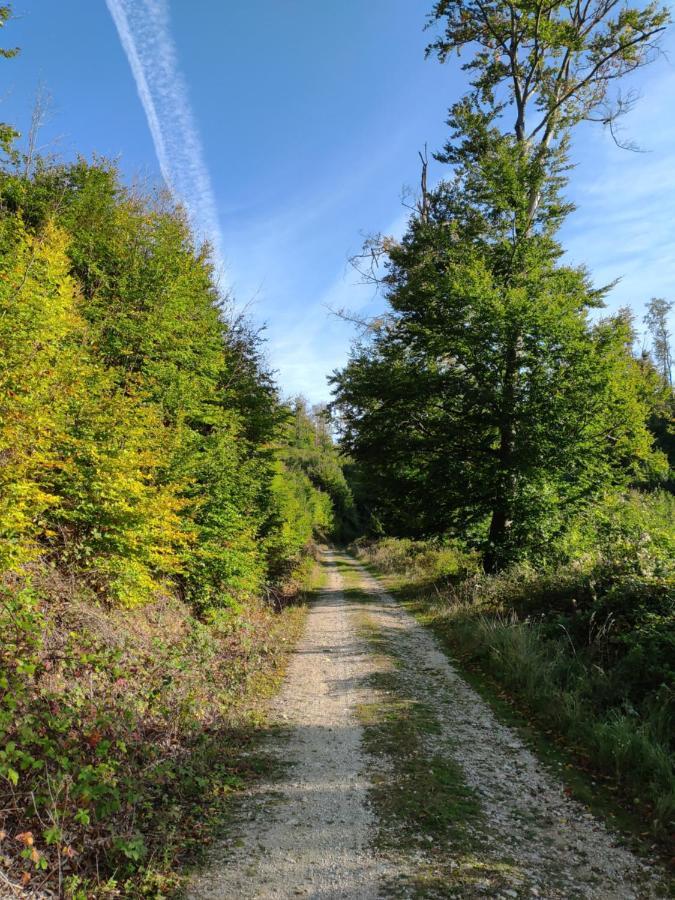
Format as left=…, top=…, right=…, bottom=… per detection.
left=187, top=550, right=664, bottom=899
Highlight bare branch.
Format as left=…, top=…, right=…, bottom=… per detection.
left=528, top=25, right=667, bottom=142
left=418, top=145, right=430, bottom=222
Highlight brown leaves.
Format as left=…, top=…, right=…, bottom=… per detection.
left=85, top=729, right=103, bottom=749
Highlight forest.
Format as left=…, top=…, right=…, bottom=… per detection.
left=0, top=0, right=673, bottom=897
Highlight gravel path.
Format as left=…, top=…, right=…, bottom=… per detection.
left=187, top=550, right=666, bottom=899
left=187, top=550, right=392, bottom=899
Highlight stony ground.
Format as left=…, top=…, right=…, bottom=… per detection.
left=187, top=550, right=667, bottom=900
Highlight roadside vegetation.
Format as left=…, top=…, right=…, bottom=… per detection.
left=1, top=570, right=313, bottom=898
left=351, top=527, right=674, bottom=845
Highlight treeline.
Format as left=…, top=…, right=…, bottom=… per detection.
left=0, top=158, right=351, bottom=608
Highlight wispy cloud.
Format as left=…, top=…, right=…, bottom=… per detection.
left=264, top=210, right=410, bottom=402
left=562, top=50, right=675, bottom=342
left=105, top=0, right=226, bottom=279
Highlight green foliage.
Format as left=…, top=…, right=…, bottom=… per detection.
left=352, top=536, right=476, bottom=579
left=0, top=572, right=308, bottom=896
left=427, top=0, right=669, bottom=225
left=333, top=0, right=669, bottom=570
left=0, top=211, right=189, bottom=603
left=279, top=399, right=358, bottom=540
left=263, top=398, right=358, bottom=578
left=332, top=200, right=662, bottom=567
left=355, top=532, right=674, bottom=835
left=0, top=160, right=352, bottom=611
left=555, top=489, right=675, bottom=574
left=264, top=459, right=331, bottom=579
left=0, top=218, right=76, bottom=569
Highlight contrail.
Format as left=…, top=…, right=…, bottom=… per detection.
left=105, top=0, right=226, bottom=283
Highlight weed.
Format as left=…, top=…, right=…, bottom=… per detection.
left=0, top=560, right=314, bottom=897
left=353, top=538, right=675, bottom=850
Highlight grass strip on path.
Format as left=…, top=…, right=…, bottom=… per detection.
left=335, top=556, right=524, bottom=898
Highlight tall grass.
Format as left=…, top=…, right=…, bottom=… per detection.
left=354, top=529, right=674, bottom=837
left=445, top=609, right=674, bottom=830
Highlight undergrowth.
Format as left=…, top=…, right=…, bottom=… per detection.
left=352, top=532, right=675, bottom=845
left=0, top=555, right=316, bottom=898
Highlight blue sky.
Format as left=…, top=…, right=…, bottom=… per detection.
left=3, top=1, right=674, bottom=401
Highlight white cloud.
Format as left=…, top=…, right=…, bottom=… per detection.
left=264, top=210, right=409, bottom=402
left=105, top=0, right=226, bottom=280
left=562, top=48, right=675, bottom=341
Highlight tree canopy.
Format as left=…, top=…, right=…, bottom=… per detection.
left=332, top=0, right=670, bottom=570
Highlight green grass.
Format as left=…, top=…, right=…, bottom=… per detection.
left=339, top=572, right=525, bottom=898
left=354, top=546, right=674, bottom=871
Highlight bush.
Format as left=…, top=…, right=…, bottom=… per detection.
left=352, top=536, right=476, bottom=579
left=0, top=566, right=307, bottom=896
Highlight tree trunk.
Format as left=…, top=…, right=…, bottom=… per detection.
left=484, top=337, right=518, bottom=573
left=483, top=431, right=515, bottom=572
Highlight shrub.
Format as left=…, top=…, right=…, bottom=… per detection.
left=0, top=567, right=307, bottom=896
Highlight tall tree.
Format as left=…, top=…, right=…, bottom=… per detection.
left=644, top=297, right=673, bottom=387
left=640, top=298, right=675, bottom=483
left=332, top=0, right=669, bottom=570
left=428, top=0, right=669, bottom=231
